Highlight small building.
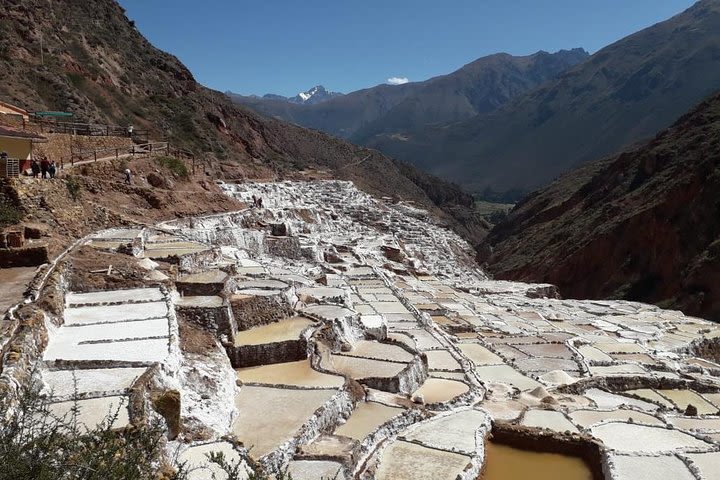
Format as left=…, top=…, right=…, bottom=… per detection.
left=0, top=126, right=48, bottom=175
left=0, top=100, right=29, bottom=122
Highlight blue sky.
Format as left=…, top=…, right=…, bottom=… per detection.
left=118, top=0, right=696, bottom=97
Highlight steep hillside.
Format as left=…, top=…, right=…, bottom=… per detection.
left=0, top=0, right=485, bottom=242
left=229, top=49, right=587, bottom=140
left=377, top=0, right=720, bottom=197
left=478, top=91, right=720, bottom=321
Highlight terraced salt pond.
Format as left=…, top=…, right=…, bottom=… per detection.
left=234, top=316, right=315, bottom=346
left=657, top=389, right=719, bottom=415
left=334, top=401, right=402, bottom=440
left=232, top=385, right=339, bottom=458
left=568, top=409, right=665, bottom=428
left=590, top=422, right=713, bottom=453
left=32, top=180, right=720, bottom=480
left=480, top=442, right=594, bottom=480
left=375, top=440, right=472, bottom=480
left=236, top=359, right=344, bottom=388
left=412, top=377, right=469, bottom=403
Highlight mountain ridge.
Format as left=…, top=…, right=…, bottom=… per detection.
left=370, top=0, right=720, bottom=196
left=231, top=85, right=345, bottom=105
left=229, top=48, right=589, bottom=141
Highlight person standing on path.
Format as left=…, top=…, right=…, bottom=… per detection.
left=30, top=159, right=40, bottom=178
left=40, top=157, right=49, bottom=179
left=48, top=161, right=57, bottom=179
left=124, top=168, right=132, bottom=185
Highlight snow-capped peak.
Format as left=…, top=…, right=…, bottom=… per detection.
left=289, top=85, right=343, bottom=105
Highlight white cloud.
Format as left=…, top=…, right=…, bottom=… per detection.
left=387, top=76, right=409, bottom=85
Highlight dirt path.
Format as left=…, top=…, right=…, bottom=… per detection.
left=0, top=266, right=37, bottom=314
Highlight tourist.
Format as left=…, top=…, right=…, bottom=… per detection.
left=40, top=157, right=50, bottom=179
left=257, top=197, right=263, bottom=208
left=124, top=168, right=132, bottom=185
left=127, top=125, right=134, bottom=137
left=251, top=194, right=258, bottom=208
left=30, top=159, right=40, bottom=178
left=48, top=161, right=57, bottom=179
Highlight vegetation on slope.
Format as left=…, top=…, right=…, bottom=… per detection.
left=0, top=381, right=296, bottom=480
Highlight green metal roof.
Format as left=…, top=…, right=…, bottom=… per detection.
left=31, top=111, right=74, bottom=117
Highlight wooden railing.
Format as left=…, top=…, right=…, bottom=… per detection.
left=62, top=142, right=204, bottom=173
left=66, top=142, right=169, bottom=166
left=21, top=117, right=150, bottom=143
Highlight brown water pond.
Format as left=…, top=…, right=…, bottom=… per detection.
left=480, top=442, right=593, bottom=480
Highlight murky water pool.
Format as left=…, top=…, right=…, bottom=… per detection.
left=234, top=316, right=314, bottom=346
left=480, top=442, right=593, bottom=480
left=236, top=359, right=344, bottom=388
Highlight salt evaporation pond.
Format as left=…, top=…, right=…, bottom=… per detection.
left=412, top=378, right=469, bottom=403
left=480, top=442, right=593, bottom=480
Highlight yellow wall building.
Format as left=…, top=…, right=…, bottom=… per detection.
left=0, top=126, right=47, bottom=171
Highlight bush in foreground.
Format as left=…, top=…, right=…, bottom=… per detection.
left=0, top=381, right=167, bottom=480
left=0, top=381, right=297, bottom=480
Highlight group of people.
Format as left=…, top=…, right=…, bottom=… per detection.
left=251, top=194, right=263, bottom=208
left=30, top=157, right=57, bottom=179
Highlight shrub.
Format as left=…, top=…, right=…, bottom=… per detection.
left=66, top=177, right=82, bottom=201
left=0, top=202, right=23, bottom=227
left=0, top=381, right=297, bottom=480
left=0, top=382, right=170, bottom=480
left=155, top=156, right=189, bottom=179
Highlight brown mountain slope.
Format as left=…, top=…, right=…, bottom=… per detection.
left=0, top=0, right=485, bottom=242
left=478, top=91, right=720, bottom=320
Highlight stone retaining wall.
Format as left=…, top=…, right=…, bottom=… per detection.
left=489, top=423, right=606, bottom=480
left=228, top=338, right=308, bottom=368
left=0, top=245, right=49, bottom=267
left=175, top=303, right=235, bottom=339
left=230, top=294, right=293, bottom=331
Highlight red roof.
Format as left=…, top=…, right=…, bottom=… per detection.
left=0, top=126, right=47, bottom=141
